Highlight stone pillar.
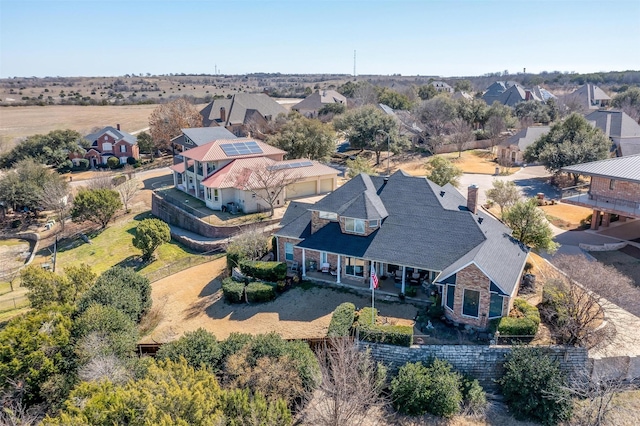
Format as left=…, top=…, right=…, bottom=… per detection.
left=336, top=256, right=341, bottom=284
left=590, top=210, right=600, bottom=230
left=602, top=212, right=611, bottom=227
left=301, top=249, right=306, bottom=277
left=467, top=185, right=478, bottom=214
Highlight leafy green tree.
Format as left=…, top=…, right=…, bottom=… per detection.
left=377, top=87, right=414, bottom=110
left=77, top=267, right=151, bottom=322
left=71, top=188, right=122, bottom=228
left=318, top=102, right=346, bottom=117
left=503, top=198, right=558, bottom=253
left=1, top=129, right=85, bottom=168
left=0, top=305, right=76, bottom=409
left=415, top=95, right=458, bottom=139
left=484, top=101, right=517, bottom=129
left=135, top=130, right=154, bottom=154
left=133, top=218, right=171, bottom=261
left=515, top=100, right=551, bottom=124
left=74, top=304, right=138, bottom=360
left=453, top=79, right=473, bottom=93
left=498, top=346, right=572, bottom=425
left=346, top=156, right=376, bottom=178
left=425, top=156, right=463, bottom=187
left=417, top=84, right=438, bottom=100
left=267, top=112, right=336, bottom=161
left=48, top=358, right=292, bottom=426
left=485, top=180, right=520, bottom=216
left=0, top=158, right=62, bottom=212
left=524, top=113, right=611, bottom=184
left=456, top=98, right=487, bottom=128
left=156, top=328, right=222, bottom=371
left=334, top=105, right=406, bottom=165
left=612, top=86, right=640, bottom=121
left=20, top=263, right=94, bottom=309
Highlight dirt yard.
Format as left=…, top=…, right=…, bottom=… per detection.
left=144, top=258, right=419, bottom=343
left=540, top=202, right=592, bottom=229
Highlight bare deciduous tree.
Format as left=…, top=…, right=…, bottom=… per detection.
left=306, top=338, right=388, bottom=426
left=448, top=118, right=475, bottom=158
left=78, top=354, right=130, bottom=384
left=352, top=82, right=378, bottom=107
left=149, top=99, right=202, bottom=152
left=116, top=178, right=140, bottom=213
left=484, top=114, right=507, bottom=148
left=0, top=379, right=43, bottom=426
left=40, top=177, right=71, bottom=232
left=86, top=172, right=115, bottom=190
left=541, top=255, right=640, bottom=348
left=241, top=164, right=301, bottom=217
left=485, top=180, right=520, bottom=217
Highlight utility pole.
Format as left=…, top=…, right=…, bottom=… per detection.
left=353, top=50, right=356, bottom=79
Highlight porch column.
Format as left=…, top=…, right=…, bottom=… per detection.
left=336, top=256, right=341, bottom=284
left=274, top=237, right=279, bottom=262
left=602, top=212, right=611, bottom=227
left=301, top=249, right=306, bottom=277
left=172, top=172, right=177, bottom=187
left=590, top=209, right=600, bottom=230
left=401, top=266, right=406, bottom=294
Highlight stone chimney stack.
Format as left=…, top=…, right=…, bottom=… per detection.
left=220, top=107, right=226, bottom=122
left=467, top=184, right=478, bottom=214
left=116, top=123, right=120, bottom=131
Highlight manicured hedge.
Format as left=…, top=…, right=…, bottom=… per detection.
left=221, top=278, right=277, bottom=304
left=239, top=260, right=287, bottom=282
left=327, top=302, right=356, bottom=337
left=356, top=307, right=413, bottom=347
left=496, top=299, right=540, bottom=336
left=222, top=278, right=245, bottom=303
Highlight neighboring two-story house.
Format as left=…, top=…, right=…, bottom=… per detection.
left=70, top=125, right=139, bottom=167
left=585, top=109, right=640, bottom=157
left=563, top=84, right=611, bottom=111
left=274, top=171, right=529, bottom=329
left=495, top=126, right=550, bottom=166
left=199, top=93, right=287, bottom=137
left=430, top=81, right=454, bottom=93
left=562, top=155, right=640, bottom=229
left=169, top=137, right=340, bottom=213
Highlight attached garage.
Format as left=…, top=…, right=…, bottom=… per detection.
left=319, top=178, right=334, bottom=193
left=286, top=180, right=317, bottom=198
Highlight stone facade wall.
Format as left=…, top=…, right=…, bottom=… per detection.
left=446, top=264, right=494, bottom=329
left=170, top=232, right=226, bottom=253
left=152, top=193, right=280, bottom=239
left=360, top=342, right=588, bottom=391
left=310, top=210, right=331, bottom=234
left=591, top=177, right=640, bottom=203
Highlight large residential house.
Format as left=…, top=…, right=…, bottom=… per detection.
left=275, top=171, right=529, bottom=329
left=495, top=126, right=550, bottom=166
left=482, top=81, right=555, bottom=107
left=199, top=93, right=287, bottom=137
left=564, top=84, right=611, bottom=111
left=70, top=125, right=139, bottom=167
left=170, top=127, right=237, bottom=155
left=585, top=109, right=640, bottom=156
left=562, top=155, right=640, bottom=228
left=430, top=81, right=454, bottom=93
left=170, top=138, right=339, bottom=213
left=377, top=104, right=424, bottom=144
left=292, top=90, right=347, bottom=117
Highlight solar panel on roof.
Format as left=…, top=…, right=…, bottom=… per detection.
left=220, top=141, right=263, bottom=156
left=268, top=161, right=314, bottom=171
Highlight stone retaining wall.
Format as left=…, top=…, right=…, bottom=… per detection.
left=579, top=242, right=627, bottom=252
left=359, top=342, right=588, bottom=391
left=170, top=232, right=226, bottom=253
left=152, top=193, right=280, bottom=239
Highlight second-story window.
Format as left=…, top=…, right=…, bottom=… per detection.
left=120, top=145, right=127, bottom=153
left=609, top=179, right=615, bottom=190
left=345, top=218, right=365, bottom=234
left=319, top=211, right=337, bottom=220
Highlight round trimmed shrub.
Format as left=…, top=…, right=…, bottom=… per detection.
left=222, top=278, right=244, bottom=303
left=327, top=302, right=355, bottom=337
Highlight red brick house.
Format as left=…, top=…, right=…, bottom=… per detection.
left=70, top=125, right=139, bottom=167
left=562, top=155, right=640, bottom=229
left=274, top=171, right=530, bottom=329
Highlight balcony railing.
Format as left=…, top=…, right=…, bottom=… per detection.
left=561, top=185, right=640, bottom=217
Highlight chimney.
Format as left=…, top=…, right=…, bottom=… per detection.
left=220, top=107, right=226, bottom=122
left=467, top=184, right=478, bottom=214
left=116, top=123, right=120, bottom=131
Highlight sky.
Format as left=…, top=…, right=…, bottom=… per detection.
left=1, top=0, right=639, bottom=78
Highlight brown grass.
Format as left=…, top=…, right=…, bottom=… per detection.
left=540, top=202, right=592, bottom=229
left=0, top=104, right=157, bottom=149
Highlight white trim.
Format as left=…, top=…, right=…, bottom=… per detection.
left=436, top=260, right=511, bottom=296
left=461, top=288, right=480, bottom=318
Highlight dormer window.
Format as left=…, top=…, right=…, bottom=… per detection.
left=368, top=219, right=379, bottom=228
left=319, top=211, right=337, bottom=220
left=345, top=217, right=365, bottom=234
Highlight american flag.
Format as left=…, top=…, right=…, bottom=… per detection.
left=370, top=264, right=379, bottom=289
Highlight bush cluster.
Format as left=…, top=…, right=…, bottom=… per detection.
left=391, top=359, right=486, bottom=418
left=221, top=278, right=277, bottom=304
left=356, top=307, right=413, bottom=347
left=495, top=298, right=540, bottom=336
left=326, top=302, right=356, bottom=337
left=498, top=346, right=572, bottom=425
left=239, top=260, right=287, bottom=282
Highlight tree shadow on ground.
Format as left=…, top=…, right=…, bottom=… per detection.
left=512, top=176, right=561, bottom=199
left=142, top=175, right=174, bottom=191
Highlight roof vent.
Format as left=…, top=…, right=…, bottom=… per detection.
left=478, top=217, right=484, bottom=224
left=440, top=191, right=445, bottom=197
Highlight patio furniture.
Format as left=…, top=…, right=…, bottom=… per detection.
left=290, top=261, right=299, bottom=273
left=394, top=270, right=403, bottom=282
left=321, top=262, right=330, bottom=273
left=410, top=272, right=421, bottom=285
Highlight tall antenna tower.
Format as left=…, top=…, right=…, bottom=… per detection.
left=353, top=50, right=356, bottom=78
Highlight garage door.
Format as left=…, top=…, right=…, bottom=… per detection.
left=287, top=180, right=317, bottom=198
left=319, top=178, right=333, bottom=193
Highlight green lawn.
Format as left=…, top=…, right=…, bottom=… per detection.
left=47, top=212, right=205, bottom=276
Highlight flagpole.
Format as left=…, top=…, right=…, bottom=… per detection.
left=371, top=262, right=375, bottom=325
